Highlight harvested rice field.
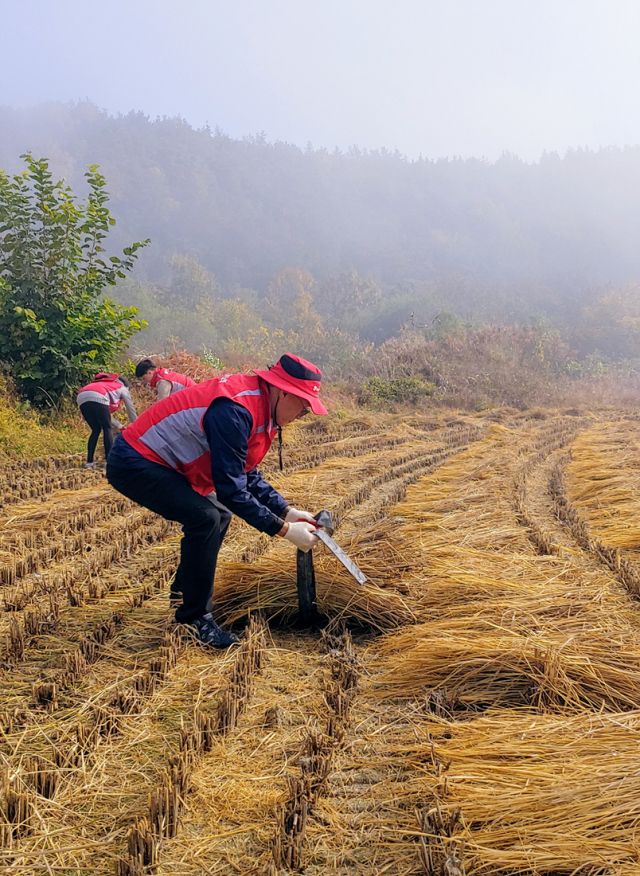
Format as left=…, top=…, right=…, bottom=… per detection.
left=4, top=406, right=640, bottom=874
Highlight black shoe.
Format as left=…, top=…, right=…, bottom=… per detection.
left=189, top=613, right=240, bottom=649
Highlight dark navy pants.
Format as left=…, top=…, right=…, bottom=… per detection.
left=80, top=401, right=113, bottom=463
left=106, top=460, right=232, bottom=622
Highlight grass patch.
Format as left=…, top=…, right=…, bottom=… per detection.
left=0, top=377, right=84, bottom=459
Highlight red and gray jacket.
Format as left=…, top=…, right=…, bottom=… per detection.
left=150, top=368, right=195, bottom=395
left=121, top=374, right=278, bottom=496
left=77, top=374, right=132, bottom=415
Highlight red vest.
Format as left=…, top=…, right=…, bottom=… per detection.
left=150, top=368, right=195, bottom=394
left=78, top=374, right=125, bottom=413
left=122, top=374, right=277, bottom=496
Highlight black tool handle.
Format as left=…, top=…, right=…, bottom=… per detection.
left=296, top=548, right=316, bottom=625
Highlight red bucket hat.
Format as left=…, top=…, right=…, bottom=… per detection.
left=254, top=354, right=328, bottom=415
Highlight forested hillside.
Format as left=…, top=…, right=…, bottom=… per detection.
left=3, top=100, right=640, bottom=393
left=2, top=102, right=640, bottom=299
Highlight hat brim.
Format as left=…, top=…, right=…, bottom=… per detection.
left=254, top=369, right=328, bottom=415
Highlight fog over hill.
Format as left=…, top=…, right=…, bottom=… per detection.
left=3, top=100, right=640, bottom=369
left=3, top=103, right=640, bottom=301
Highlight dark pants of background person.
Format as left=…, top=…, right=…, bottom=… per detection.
left=106, top=460, right=232, bottom=623
left=79, top=401, right=114, bottom=463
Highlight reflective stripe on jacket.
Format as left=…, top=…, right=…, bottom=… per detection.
left=121, top=374, right=277, bottom=496
left=77, top=375, right=126, bottom=414
left=150, top=368, right=196, bottom=394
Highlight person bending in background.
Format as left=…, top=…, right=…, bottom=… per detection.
left=106, top=354, right=327, bottom=648
left=135, top=358, right=195, bottom=400
left=77, top=372, right=137, bottom=469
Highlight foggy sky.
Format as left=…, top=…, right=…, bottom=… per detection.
left=3, top=0, right=640, bottom=161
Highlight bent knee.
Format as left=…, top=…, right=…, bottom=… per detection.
left=186, top=503, right=226, bottom=530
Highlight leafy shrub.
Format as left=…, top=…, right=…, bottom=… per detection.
left=0, top=155, right=148, bottom=406
left=364, top=375, right=435, bottom=405
left=199, top=348, right=226, bottom=370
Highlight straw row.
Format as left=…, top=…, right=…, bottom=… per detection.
left=2, top=512, right=174, bottom=617
left=263, top=432, right=418, bottom=476
left=563, top=421, right=640, bottom=549
left=0, top=491, right=134, bottom=565
left=115, top=617, right=266, bottom=874
left=328, top=441, right=482, bottom=526
left=286, top=412, right=463, bottom=450
left=357, top=709, right=640, bottom=874
left=511, top=417, right=590, bottom=556
left=264, top=424, right=484, bottom=477
left=521, top=415, right=590, bottom=461
left=271, top=626, right=361, bottom=873
left=0, top=464, right=102, bottom=511
left=0, top=505, right=163, bottom=589
left=375, top=620, right=640, bottom=712
left=287, top=413, right=390, bottom=447
left=239, top=437, right=472, bottom=565
left=550, top=457, right=640, bottom=599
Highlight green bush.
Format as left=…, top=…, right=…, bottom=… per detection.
left=0, top=155, right=148, bottom=406
left=199, top=347, right=226, bottom=370
left=364, top=375, right=435, bottom=405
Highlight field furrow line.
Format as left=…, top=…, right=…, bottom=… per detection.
left=114, top=616, right=267, bottom=875
left=0, top=462, right=102, bottom=512
left=512, top=417, right=591, bottom=556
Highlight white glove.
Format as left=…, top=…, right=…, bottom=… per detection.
left=285, top=507, right=317, bottom=524
left=284, top=521, right=319, bottom=553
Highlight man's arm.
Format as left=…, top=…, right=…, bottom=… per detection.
left=156, top=379, right=172, bottom=400
left=202, top=398, right=286, bottom=536
left=246, top=467, right=289, bottom=518
left=121, top=388, right=137, bottom=422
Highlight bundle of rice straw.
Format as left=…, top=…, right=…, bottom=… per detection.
left=567, top=422, right=640, bottom=549
left=375, top=618, right=640, bottom=711
left=213, top=536, right=417, bottom=630
left=357, top=709, right=640, bottom=874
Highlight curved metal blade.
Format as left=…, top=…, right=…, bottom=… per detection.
left=314, top=529, right=367, bottom=585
